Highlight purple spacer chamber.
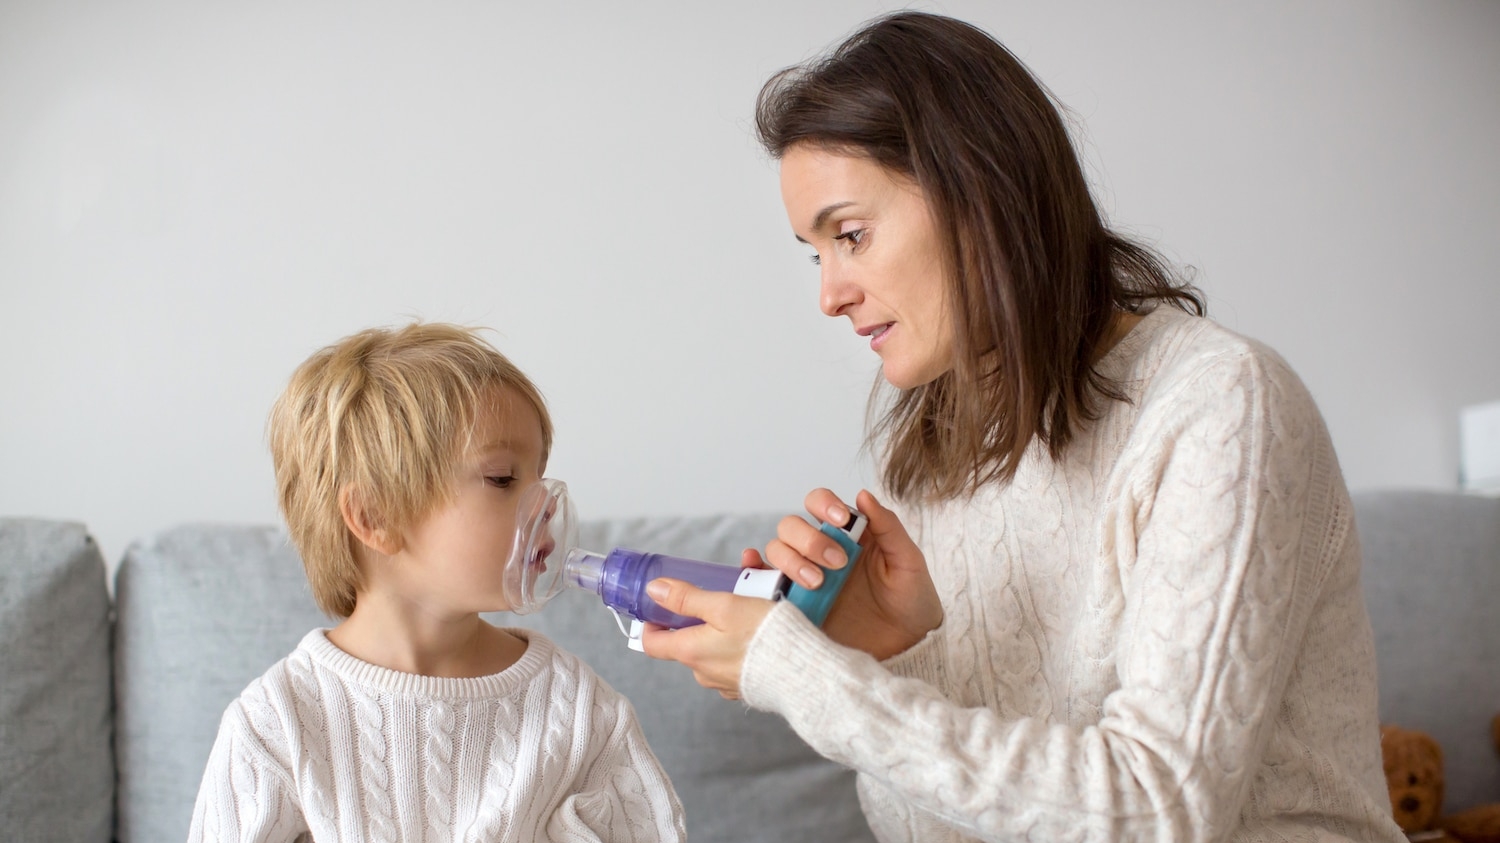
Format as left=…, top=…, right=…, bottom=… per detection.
left=567, top=547, right=743, bottom=628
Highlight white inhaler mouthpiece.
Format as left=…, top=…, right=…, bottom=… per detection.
left=500, top=478, right=580, bottom=614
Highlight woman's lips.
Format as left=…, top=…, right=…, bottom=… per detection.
left=868, top=323, right=893, bottom=351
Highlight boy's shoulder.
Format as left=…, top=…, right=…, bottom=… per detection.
left=504, top=628, right=633, bottom=712
left=217, top=631, right=335, bottom=760
left=232, top=629, right=325, bottom=702
left=507, top=628, right=601, bottom=687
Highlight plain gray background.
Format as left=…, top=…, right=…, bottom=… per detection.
left=2, top=0, right=1497, bottom=567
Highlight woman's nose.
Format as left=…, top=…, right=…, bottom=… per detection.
left=819, top=265, right=859, bottom=317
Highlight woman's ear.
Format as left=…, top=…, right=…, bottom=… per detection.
left=339, top=485, right=402, bottom=557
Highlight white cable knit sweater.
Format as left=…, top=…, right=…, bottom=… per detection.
left=742, top=308, right=1405, bottom=843
left=188, top=628, right=684, bottom=842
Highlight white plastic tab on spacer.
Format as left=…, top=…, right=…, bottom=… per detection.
left=627, top=619, right=646, bottom=652
left=733, top=567, right=789, bottom=601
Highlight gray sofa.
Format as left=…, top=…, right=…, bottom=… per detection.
left=2, top=490, right=1497, bottom=842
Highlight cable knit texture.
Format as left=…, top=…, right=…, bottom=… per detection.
left=188, top=628, right=684, bottom=842
left=742, top=308, right=1405, bottom=843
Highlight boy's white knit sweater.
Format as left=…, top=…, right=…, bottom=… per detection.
left=189, top=628, right=684, bottom=842
left=742, top=308, right=1405, bottom=843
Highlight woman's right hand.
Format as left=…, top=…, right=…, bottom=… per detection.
left=749, top=488, right=943, bottom=661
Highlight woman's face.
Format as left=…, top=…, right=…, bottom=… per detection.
left=780, top=144, right=955, bottom=389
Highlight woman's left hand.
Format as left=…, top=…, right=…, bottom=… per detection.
left=637, top=567, right=776, bottom=700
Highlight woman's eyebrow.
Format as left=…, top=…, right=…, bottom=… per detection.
left=794, top=201, right=858, bottom=242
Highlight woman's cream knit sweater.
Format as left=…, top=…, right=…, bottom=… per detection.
left=743, top=308, right=1403, bottom=843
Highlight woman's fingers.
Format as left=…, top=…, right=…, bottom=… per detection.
left=638, top=578, right=774, bottom=697
left=764, top=538, right=824, bottom=589
left=752, top=488, right=871, bottom=592
left=757, top=512, right=846, bottom=589
left=805, top=488, right=861, bottom=535
left=739, top=547, right=766, bottom=569
left=644, top=577, right=732, bottom=629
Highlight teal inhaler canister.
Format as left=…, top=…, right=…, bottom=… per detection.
left=784, top=508, right=867, bottom=627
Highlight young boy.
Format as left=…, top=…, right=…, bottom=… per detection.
left=188, top=322, right=685, bottom=842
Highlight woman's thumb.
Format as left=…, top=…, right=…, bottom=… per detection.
left=855, top=489, right=912, bottom=544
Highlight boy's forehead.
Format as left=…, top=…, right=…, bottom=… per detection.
left=472, top=387, right=544, bottom=449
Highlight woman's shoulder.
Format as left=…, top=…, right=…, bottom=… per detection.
left=1126, top=307, right=1309, bottom=403
left=1114, top=308, right=1336, bottom=477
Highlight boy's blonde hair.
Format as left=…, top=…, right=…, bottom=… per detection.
left=268, top=322, right=552, bottom=618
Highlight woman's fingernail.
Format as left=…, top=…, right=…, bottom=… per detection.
left=800, top=565, right=824, bottom=587
left=646, top=580, right=668, bottom=601
left=828, top=505, right=847, bottom=523
left=823, top=547, right=846, bottom=569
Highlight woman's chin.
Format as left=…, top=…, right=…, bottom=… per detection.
left=881, top=361, right=943, bottom=391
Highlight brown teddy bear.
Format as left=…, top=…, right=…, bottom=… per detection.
left=1436, top=714, right=1500, bottom=843
left=1381, top=717, right=1500, bottom=843
left=1382, top=724, right=1459, bottom=842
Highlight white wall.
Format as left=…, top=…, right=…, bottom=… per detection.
left=3, top=0, right=1497, bottom=567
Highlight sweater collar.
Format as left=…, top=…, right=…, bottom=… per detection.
left=296, top=627, right=556, bottom=700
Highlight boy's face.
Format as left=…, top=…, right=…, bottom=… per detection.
left=392, top=385, right=548, bottom=615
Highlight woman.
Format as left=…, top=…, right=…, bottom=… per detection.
left=641, top=12, right=1402, bottom=843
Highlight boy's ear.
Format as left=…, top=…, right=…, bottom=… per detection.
left=339, top=485, right=402, bottom=557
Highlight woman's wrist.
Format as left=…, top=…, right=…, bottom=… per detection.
left=741, top=601, right=828, bottom=712
left=880, top=620, right=947, bottom=688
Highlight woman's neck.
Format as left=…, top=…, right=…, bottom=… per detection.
left=1097, top=310, right=1144, bottom=361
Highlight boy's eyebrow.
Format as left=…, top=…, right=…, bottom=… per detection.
left=474, top=440, right=521, bottom=457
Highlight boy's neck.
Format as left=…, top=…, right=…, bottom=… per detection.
left=327, top=596, right=528, bottom=678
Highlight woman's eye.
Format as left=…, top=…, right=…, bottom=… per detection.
left=834, top=228, right=866, bottom=248
left=486, top=475, right=515, bottom=489
left=808, top=253, right=821, bottom=266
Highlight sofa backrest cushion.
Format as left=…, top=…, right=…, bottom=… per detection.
left=0, top=518, right=114, bottom=843
left=113, top=523, right=326, bottom=843
left=113, top=516, right=874, bottom=843
left=1353, top=490, right=1500, bottom=812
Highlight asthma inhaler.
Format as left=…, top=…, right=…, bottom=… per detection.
left=783, top=507, right=867, bottom=627
left=500, top=480, right=869, bottom=651
left=565, top=509, right=868, bottom=650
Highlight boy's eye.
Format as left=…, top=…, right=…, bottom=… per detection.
left=486, top=476, right=515, bottom=489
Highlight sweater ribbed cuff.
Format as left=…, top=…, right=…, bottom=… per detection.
left=741, top=601, right=850, bottom=723
left=880, top=621, right=948, bottom=690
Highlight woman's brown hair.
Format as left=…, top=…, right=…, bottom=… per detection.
left=756, top=11, right=1204, bottom=502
